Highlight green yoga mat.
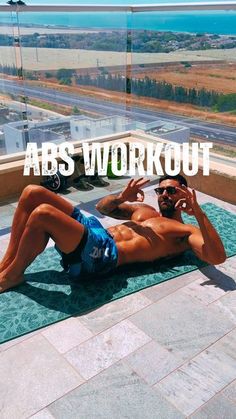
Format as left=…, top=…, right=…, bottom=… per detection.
left=0, top=203, right=236, bottom=344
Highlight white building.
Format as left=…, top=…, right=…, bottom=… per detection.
left=70, top=116, right=133, bottom=141
left=70, top=115, right=189, bottom=143
left=136, top=120, right=190, bottom=143
left=3, top=119, right=68, bottom=154
left=3, top=114, right=189, bottom=155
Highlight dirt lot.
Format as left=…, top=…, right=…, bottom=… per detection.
left=2, top=46, right=236, bottom=71
left=135, top=62, right=236, bottom=95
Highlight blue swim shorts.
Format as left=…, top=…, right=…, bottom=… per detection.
left=55, top=206, right=119, bottom=278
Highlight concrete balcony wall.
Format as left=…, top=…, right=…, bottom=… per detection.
left=0, top=133, right=235, bottom=205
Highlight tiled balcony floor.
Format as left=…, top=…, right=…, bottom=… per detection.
left=0, top=177, right=235, bottom=419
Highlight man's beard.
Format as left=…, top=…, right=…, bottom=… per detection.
left=158, top=199, right=176, bottom=218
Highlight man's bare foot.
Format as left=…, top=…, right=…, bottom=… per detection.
left=0, top=273, right=24, bottom=293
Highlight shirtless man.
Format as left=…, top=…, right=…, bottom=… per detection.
left=0, top=175, right=226, bottom=293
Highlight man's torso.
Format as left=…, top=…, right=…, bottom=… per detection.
left=107, top=208, right=194, bottom=266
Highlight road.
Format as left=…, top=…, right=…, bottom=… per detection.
left=198, top=150, right=235, bottom=170
left=0, top=79, right=236, bottom=146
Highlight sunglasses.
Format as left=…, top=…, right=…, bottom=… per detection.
left=154, top=186, right=177, bottom=195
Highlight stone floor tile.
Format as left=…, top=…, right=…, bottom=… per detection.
left=216, top=256, right=236, bottom=277
left=0, top=335, right=84, bottom=419
left=124, top=340, right=183, bottom=385
left=196, top=262, right=236, bottom=294
left=65, top=319, right=151, bottom=380
left=0, top=328, right=41, bottom=352
left=63, top=197, right=79, bottom=206
left=104, top=182, right=126, bottom=193
left=79, top=292, right=151, bottom=334
left=209, top=328, right=236, bottom=360
left=101, top=216, right=122, bottom=228
left=182, top=276, right=228, bottom=305
left=0, top=232, right=10, bottom=239
left=142, top=271, right=199, bottom=302
left=0, top=204, right=15, bottom=228
left=190, top=393, right=236, bottom=419
left=211, top=292, right=236, bottom=324
left=0, top=234, right=11, bottom=253
left=48, top=361, right=185, bottom=419
left=9, top=201, right=19, bottom=208
left=60, top=194, right=82, bottom=205
left=130, top=292, right=235, bottom=361
left=42, top=317, right=93, bottom=353
left=155, top=368, right=216, bottom=416
left=46, top=238, right=54, bottom=248
left=222, top=379, right=236, bottom=403
left=155, top=330, right=236, bottom=416
left=62, top=190, right=83, bottom=201
left=69, top=188, right=106, bottom=203
left=30, top=409, right=55, bottom=419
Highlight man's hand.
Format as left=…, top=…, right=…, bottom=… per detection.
left=96, top=177, right=152, bottom=219
left=118, top=178, right=150, bottom=203
left=175, top=185, right=201, bottom=216
left=180, top=185, right=227, bottom=265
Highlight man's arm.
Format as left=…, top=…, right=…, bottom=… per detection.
left=187, top=210, right=226, bottom=265
left=96, top=178, right=156, bottom=220
left=177, top=187, right=226, bottom=265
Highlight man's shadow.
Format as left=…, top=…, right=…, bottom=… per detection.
left=13, top=252, right=235, bottom=317
left=12, top=252, right=191, bottom=311
left=14, top=269, right=129, bottom=316
left=199, top=265, right=236, bottom=291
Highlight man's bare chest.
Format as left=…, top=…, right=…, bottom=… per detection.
left=141, top=217, right=190, bottom=239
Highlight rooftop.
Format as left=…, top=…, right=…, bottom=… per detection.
left=0, top=176, right=235, bottom=418
left=0, top=3, right=235, bottom=417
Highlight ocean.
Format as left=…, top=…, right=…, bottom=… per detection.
left=0, top=0, right=236, bottom=35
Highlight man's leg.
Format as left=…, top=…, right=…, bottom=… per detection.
left=0, top=185, right=74, bottom=272
left=0, top=204, right=85, bottom=293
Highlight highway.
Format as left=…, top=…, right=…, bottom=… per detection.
left=198, top=150, right=235, bottom=170
left=0, top=79, right=236, bottom=146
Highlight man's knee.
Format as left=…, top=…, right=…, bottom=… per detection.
left=20, top=185, right=47, bottom=211
left=27, top=203, right=55, bottom=227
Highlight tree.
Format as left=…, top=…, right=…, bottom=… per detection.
left=56, top=68, right=73, bottom=81
left=59, top=78, right=72, bottom=86
left=72, top=106, right=80, bottom=114
left=45, top=72, right=53, bottom=78
left=216, top=93, right=236, bottom=112
left=126, top=77, right=131, bottom=94
left=25, top=71, right=38, bottom=80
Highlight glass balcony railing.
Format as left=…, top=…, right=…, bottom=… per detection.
left=0, top=2, right=235, bottom=163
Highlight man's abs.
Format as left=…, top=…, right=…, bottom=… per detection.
left=108, top=218, right=191, bottom=266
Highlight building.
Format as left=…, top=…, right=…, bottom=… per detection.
left=70, top=115, right=133, bottom=141
left=3, top=118, right=69, bottom=154
left=70, top=115, right=189, bottom=143
left=136, top=120, right=190, bottom=143
left=3, top=114, right=189, bottom=154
